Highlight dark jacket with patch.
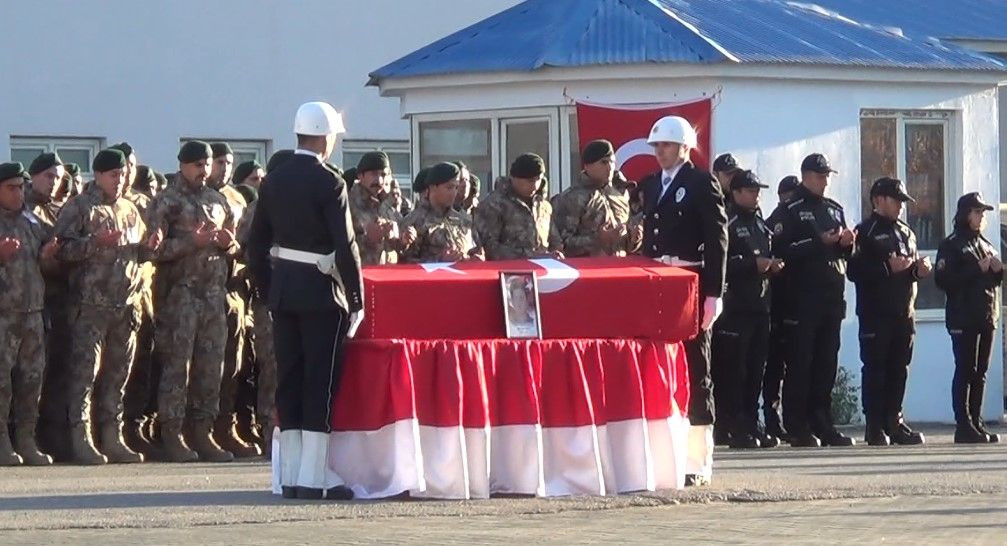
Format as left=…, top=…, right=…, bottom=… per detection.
left=640, top=161, right=728, bottom=298
left=848, top=213, right=921, bottom=318
left=935, top=222, right=1000, bottom=330
left=765, top=202, right=791, bottom=321
left=724, top=207, right=772, bottom=315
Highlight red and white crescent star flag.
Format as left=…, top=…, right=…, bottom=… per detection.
left=575, top=99, right=713, bottom=182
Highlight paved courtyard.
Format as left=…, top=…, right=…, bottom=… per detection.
left=1, top=425, right=1005, bottom=544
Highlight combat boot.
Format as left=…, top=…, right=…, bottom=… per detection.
left=160, top=420, right=198, bottom=463
left=213, top=414, right=261, bottom=458
left=236, top=412, right=263, bottom=447
left=123, top=420, right=160, bottom=460
left=189, top=418, right=234, bottom=462
left=0, top=427, right=23, bottom=466
left=98, top=422, right=144, bottom=464
left=69, top=422, right=108, bottom=465
left=13, top=425, right=53, bottom=465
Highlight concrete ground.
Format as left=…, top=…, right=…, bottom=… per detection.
left=1, top=424, right=1005, bottom=544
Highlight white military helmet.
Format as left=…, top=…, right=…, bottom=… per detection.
left=647, top=115, right=698, bottom=148
left=293, top=101, right=346, bottom=136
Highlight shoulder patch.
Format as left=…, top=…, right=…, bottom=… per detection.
left=773, top=222, right=784, bottom=235
left=936, top=258, right=946, bottom=270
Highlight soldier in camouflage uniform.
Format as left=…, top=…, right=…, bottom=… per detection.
left=145, top=141, right=239, bottom=463
left=0, top=162, right=60, bottom=466
left=474, top=153, right=562, bottom=260
left=400, top=162, right=484, bottom=263
left=54, top=149, right=149, bottom=464
left=453, top=163, right=480, bottom=216
left=552, top=141, right=641, bottom=257
left=349, top=152, right=405, bottom=265
left=205, top=142, right=259, bottom=458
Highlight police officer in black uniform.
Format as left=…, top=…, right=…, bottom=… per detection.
left=247, top=101, right=363, bottom=500
left=641, top=116, right=727, bottom=484
left=848, top=178, right=929, bottom=446
left=774, top=153, right=855, bottom=448
left=935, top=192, right=1002, bottom=444
left=712, top=170, right=782, bottom=449
left=712, top=153, right=740, bottom=214
left=762, top=175, right=800, bottom=441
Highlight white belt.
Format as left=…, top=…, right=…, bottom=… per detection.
left=655, top=255, right=704, bottom=268
left=271, top=246, right=337, bottom=276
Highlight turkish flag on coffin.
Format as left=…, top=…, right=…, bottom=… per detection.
left=575, top=99, right=713, bottom=182
left=355, top=257, right=699, bottom=342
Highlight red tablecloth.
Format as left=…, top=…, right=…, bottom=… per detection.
left=273, top=338, right=691, bottom=499
left=356, top=257, right=698, bottom=341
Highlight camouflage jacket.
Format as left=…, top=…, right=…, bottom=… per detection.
left=124, top=188, right=151, bottom=216
left=551, top=173, right=629, bottom=257
left=349, top=183, right=402, bottom=265
left=210, top=181, right=249, bottom=294
left=474, top=177, right=559, bottom=260
left=54, top=185, right=145, bottom=308
left=145, top=174, right=240, bottom=296
left=0, top=207, right=48, bottom=312
left=124, top=188, right=156, bottom=316
left=400, top=200, right=482, bottom=263
left=25, top=188, right=59, bottom=236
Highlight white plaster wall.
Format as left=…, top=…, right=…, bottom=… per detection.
left=0, top=0, right=519, bottom=170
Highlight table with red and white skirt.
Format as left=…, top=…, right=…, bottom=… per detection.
left=270, top=257, right=700, bottom=499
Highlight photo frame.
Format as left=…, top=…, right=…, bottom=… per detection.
left=500, top=271, right=543, bottom=340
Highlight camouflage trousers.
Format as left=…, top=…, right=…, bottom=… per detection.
left=155, top=287, right=227, bottom=424
left=123, top=285, right=157, bottom=427
left=66, top=304, right=140, bottom=427
left=0, top=311, right=45, bottom=429
left=217, top=292, right=248, bottom=418
left=250, top=298, right=277, bottom=426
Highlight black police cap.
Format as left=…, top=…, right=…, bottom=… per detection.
left=957, top=192, right=994, bottom=212
left=713, top=153, right=739, bottom=173
left=729, top=169, right=768, bottom=190
left=777, top=175, right=800, bottom=194
left=801, top=153, right=837, bottom=174
left=870, top=177, right=914, bottom=203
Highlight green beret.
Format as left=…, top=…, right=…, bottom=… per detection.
left=0, top=162, right=26, bottom=183
left=65, top=163, right=81, bottom=177
left=510, top=153, right=545, bottom=179
left=92, top=149, right=127, bottom=173
left=28, top=152, right=63, bottom=176
left=581, top=140, right=614, bottom=165
left=356, top=151, right=390, bottom=174
left=412, top=167, right=431, bottom=193
left=109, top=141, right=135, bottom=158
left=178, top=140, right=213, bottom=163
left=234, top=184, right=258, bottom=204
left=266, top=149, right=295, bottom=173
left=211, top=142, right=234, bottom=158
left=425, top=162, right=460, bottom=187
left=232, top=160, right=262, bottom=185
left=134, top=165, right=156, bottom=191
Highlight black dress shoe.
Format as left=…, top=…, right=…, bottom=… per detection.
left=888, top=423, right=925, bottom=446
left=281, top=486, right=298, bottom=499
left=819, top=430, right=856, bottom=447
left=325, top=485, right=355, bottom=500
left=713, top=427, right=731, bottom=447
left=765, top=423, right=790, bottom=443
left=954, top=424, right=987, bottom=444
left=974, top=421, right=1000, bottom=443
left=865, top=425, right=890, bottom=447
left=684, top=474, right=710, bottom=487
left=789, top=433, right=821, bottom=448
left=729, top=433, right=761, bottom=449
left=295, top=486, right=324, bottom=500
left=755, top=431, right=780, bottom=448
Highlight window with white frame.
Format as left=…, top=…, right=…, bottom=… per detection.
left=183, top=138, right=269, bottom=166
left=860, top=109, right=954, bottom=313
left=10, top=136, right=103, bottom=177
left=342, top=140, right=411, bottom=197
left=418, top=120, right=492, bottom=196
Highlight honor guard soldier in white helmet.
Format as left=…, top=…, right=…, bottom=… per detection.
left=247, top=101, right=362, bottom=501
left=640, top=115, right=728, bottom=486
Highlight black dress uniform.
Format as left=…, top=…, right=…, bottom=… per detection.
left=711, top=171, right=779, bottom=449
left=774, top=176, right=854, bottom=447
left=761, top=175, right=800, bottom=440
left=848, top=178, right=925, bottom=446
left=247, top=149, right=363, bottom=497
left=641, top=160, right=728, bottom=427
left=935, top=192, right=1001, bottom=444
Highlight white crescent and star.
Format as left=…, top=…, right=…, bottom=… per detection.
left=419, top=258, right=581, bottom=293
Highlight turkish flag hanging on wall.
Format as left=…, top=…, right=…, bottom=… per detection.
left=575, top=99, right=712, bottom=182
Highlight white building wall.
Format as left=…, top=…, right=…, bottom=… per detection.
left=0, top=0, right=520, bottom=170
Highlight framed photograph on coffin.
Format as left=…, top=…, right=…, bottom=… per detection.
left=500, top=271, right=542, bottom=339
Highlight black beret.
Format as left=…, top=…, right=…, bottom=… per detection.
left=134, top=165, right=156, bottom=191
left=109, top=141, right=135, bottom=158
left=211, top=142, right=234, bottom=158
left=93, top=149, right=127, bottom=173
left=412, top=167, right=431, bottom=193
left=356, top=151, right=390, bottom=173
left=0, top=162, right=26, bottom=183
left=64, top=163, right=81, bottom=177
left=342, top=167, right=358, bottom=184
left=425, top=162, right=460, bottom=187
left=28, top=152, right=63, bottom=176
left=266, top=149, right=295, bottom=173
left=234, top=183, right=258, bottom=204
left=581, top=140, right=614, bottom=165
left=712, top=153, right=739, bottom=173
left=177, top=140, right=213, bottom=163
left=232, top=160, right=262, bottom=185
left=510, top=153, right=545, bottom=179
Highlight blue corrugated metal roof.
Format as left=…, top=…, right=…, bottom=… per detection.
left=808, top=0, right=1007, bottom=42
left=369, top=0, right=1007, bottom=82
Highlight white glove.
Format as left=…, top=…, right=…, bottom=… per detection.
left=347, top=310, right=365, bottom=339
left=701, top=296, right=722, bottom=331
